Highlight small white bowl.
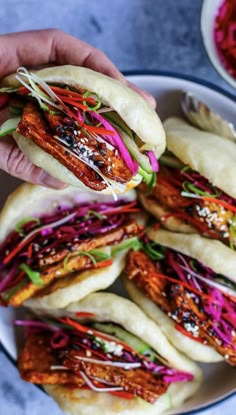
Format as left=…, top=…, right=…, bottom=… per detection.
left=201, top=0, right=236, bottom=89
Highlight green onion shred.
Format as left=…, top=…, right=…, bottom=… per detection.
left=20, top=263, right=44, bottom=286
left=83, top=91, right=102, bottom=111
left=15, top=217, right=41, bottom=235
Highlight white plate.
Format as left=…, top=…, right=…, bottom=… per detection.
left=0, top=72, right=235, bottom=414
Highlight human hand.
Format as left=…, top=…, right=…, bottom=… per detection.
left=0, top=29, right=156, bottom=188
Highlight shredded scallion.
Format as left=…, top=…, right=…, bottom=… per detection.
left=83, top=91, right=102, bottom=111
left=84, top=210, right=106, bottom=221
left=20, top=263, right=44, bottom=286
left=63, top=249, right=112, bottom=271
left=15, top=217, right=41, bottom=235
left=143, top=242, right=165, bottom=260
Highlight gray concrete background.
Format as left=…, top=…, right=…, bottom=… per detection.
left=0, top=0, right=234, bottom=92
left=0, top=1, right=235, bottom=414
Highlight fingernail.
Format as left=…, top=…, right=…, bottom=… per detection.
left=40, top=172, right=67, bottom=189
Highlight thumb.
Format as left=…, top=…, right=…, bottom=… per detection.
left=0, top=136, right=66, bottom=189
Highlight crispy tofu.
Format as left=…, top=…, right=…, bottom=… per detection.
left=18, top=334, right=84, bottom=386
left=8, top=221, right=140, bottom=307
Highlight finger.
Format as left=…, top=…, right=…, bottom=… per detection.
left=0, top=136, right=66, bottom=189
left=127, top=81, right=157, bottom=109
left=0, top=29, right=125, bottom=81
left=0, top=30, right=155, bottom=106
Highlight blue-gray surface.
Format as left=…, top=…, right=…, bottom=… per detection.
left=0, top=1, right=235, bottom=415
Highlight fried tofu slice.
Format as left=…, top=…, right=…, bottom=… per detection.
left=43, top=111, right=133, bottom=185
left=18, top=334, right=84, bottom=386
left=124, top=250, right=236, bottom=366
left=17, top=102, right=106, bottom=191
left=63, top=349, right=169, bottom=404
left=19, top=334, right=169, bottom=403
left=38, top=220, right=140, bottom=267
left=8, top=221, right=140, bottom=307
left=18, top=102, right=133, bottom=190
left=8, top=255, right=96, bottom=307
left=125, top=250, right=171, bottom=311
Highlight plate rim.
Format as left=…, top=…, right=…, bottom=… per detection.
left=0, top=70, right=235, bottom=415
left=123, top=69, right=236, bottom=102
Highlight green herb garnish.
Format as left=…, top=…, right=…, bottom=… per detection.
left=143, top=242, right=165, bottom=260
left=63, top=249, right=111, bottom=271
left=20, top=263, right=44, bottom=286
left=111, top=237, right=142, bottom=255
left=84, top=210, right=106, bottom=221
left=182, top=181, right=221, bottom=198
left=83, top=91, right=102, bottom=111
left=15, top=217, right=41, bottom=235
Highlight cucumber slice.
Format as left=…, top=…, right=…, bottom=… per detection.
left=104, top=112, right=133, bottom=137
left=0, top=117, right=21, bottom=137
left=119, top=128, right=153, bottom=173
left=138, top=167, right=155, bottom=184
left=92, top=322, right=156, bottom=360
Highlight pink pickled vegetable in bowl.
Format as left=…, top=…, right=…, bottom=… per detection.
left=201, top=0, right=236, bottom=88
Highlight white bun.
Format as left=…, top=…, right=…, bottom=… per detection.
left=0, top=183, right=137, bottom=308
left=0, top=182, right=136, bottom=243
left=147, top=227, right=236, bottom=283
left=164, top=117, right=236, bottom=199
left=3, top=65, right=166, bottom=192
left=33, top=292, right=202, bottom=415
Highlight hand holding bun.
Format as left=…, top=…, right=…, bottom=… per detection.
left=0, top=29, right=157, bottom=188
